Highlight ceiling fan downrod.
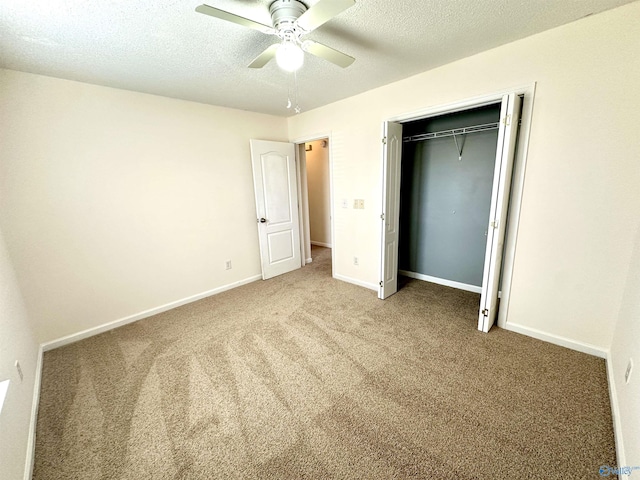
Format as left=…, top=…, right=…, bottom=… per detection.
left=269, top=0, right=308, bottom=37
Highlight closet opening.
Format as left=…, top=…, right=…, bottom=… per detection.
left=399, top=103, right=501, bottom=295
left=380, top=90, right=531, bottom=332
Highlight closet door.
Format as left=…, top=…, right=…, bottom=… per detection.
left=478, top=93, right=521, bottom=332
left=379, top=121, right=403, bottom=299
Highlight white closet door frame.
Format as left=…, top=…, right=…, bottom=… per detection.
left=381, top=84, right=536, bottom=331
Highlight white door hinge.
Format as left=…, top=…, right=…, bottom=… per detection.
left=490, top=220, right=499, bottom=229
left=502, top=114, right=511, bottom=126
left=379, top=281, right=383, bottom=287
left=382, top=136, right=387, bottom=144
left=380, top=213, right=385, bottom=221
left=482, top=308, right=489, bottom=317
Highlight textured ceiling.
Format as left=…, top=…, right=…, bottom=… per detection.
left=0, top=0, right=636, bottom=117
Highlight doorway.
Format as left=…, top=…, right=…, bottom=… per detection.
left=380, top=87, right=535, bottom=332
left=249, top=136, right=334, bottom=281
left=295, top=136, right=334, bottom=275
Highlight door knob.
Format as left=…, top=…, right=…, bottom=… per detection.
left=259, top=218, right=267, bottom=223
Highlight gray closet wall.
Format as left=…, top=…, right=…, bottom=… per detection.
left=399, top=104, right=501, bottom=288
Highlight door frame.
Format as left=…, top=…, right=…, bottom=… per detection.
left=383, top=83, right=536, bottom=329
left=291, top=132, right=336, bottom=277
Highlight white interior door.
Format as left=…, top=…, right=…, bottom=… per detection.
left=478, top=93, right=522, bottom=332
left=250, top=139, right=302, bottom=280
left=379, top=121, right=403, bottom=299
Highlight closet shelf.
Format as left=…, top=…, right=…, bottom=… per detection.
left=403, top=122, right=499, bottom=143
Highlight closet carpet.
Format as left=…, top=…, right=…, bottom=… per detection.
left=33, top=247, right=616, bottom=479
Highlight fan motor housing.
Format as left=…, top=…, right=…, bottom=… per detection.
left=269, top=0, right=307, bottom=35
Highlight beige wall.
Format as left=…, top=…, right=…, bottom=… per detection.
left=288, top=3, right=640, bottom=350
left=0, top=226, right=39, bottom=480
left=305, top=140, right=331, bottom=247
left=0, top=69, right=288, bottom=343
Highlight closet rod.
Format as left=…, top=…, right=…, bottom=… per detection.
left=403, top=122, right=499, bottom=143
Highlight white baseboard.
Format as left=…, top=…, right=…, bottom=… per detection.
left=399, top=270, right=482, bottom=294
left=503, top=322, right=608, bottom=358
left=41, top=274, right=262, bottom=351
left=24, top=346, right=43, bottom=480
left=333, top=273, right=378, bottom=291
left=310, top=241, right=332, bottom=248
left=605, top=350, right=627, bottom=477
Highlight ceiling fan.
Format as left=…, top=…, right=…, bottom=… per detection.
left=195, top=0, right=356, bottom=72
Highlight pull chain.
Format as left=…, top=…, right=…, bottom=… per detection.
left=286, top=71, right=301, bottom=114
left=293, top=70, right=301, bottom=114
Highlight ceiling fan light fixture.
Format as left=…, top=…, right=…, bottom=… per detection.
left=276, top=41, right=304, bottom=72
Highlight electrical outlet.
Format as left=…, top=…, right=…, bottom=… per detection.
left=353, top=257, right=359, bottom=266
left=225, top=260, right=232, bottom=270
left=353, top=199, right=359, bottom=209
left=342, top=199, right=348, bottom=208
left=358, top=199, right=365, bottom=209
left=15, top=361, right=23, bottom=382
left=625, top=358, right=633, bottom=384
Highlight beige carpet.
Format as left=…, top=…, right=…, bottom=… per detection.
left=34, top=247, right=616, bottom=479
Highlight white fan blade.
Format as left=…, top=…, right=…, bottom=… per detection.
left=302, top=40, right=355, bottom=68
left=195, top=4, right=275, bottom=35
left=248, top=44, right=280, bottom=68
left=296, top=0, right=355, bottom=32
